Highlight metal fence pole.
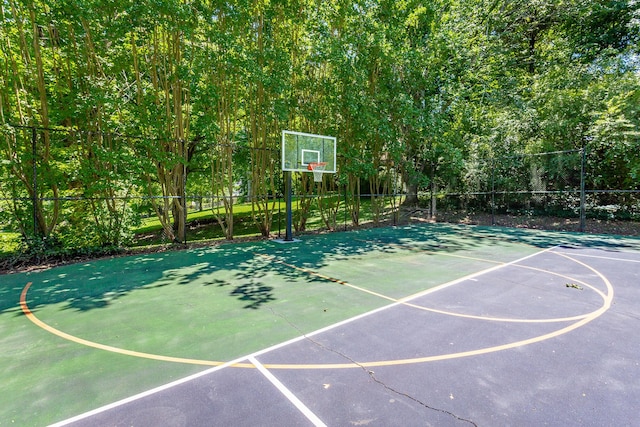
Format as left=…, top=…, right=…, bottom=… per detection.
left=277, top=190, right=281, bottom=239
left=580, top=147, right=586, bottom=232
left=491, top=158, right=495, bottom=226
left=32, top=126, right=37, bottom=238
left=344, top=185, right=348, bottom=231
left=183, top=160, right=188, bottom=244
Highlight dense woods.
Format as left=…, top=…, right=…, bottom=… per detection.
left=1, top=0, right=639, bottom=251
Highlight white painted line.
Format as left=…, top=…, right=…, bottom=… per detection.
left=249, top=356, right=327, bottom=427
left=555, top=251, right=640, bottom=263
left=394, top=245, right=558, bottom=303
left=48, top=357, right=244, bottom=426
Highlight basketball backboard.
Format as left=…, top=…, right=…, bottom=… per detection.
left=281, top=130, right=336, bottom=173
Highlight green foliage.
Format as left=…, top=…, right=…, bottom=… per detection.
left=1, top=0, right=639, bottom=262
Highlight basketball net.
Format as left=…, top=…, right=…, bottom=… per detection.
left=307, top=162, right=327, bottom=183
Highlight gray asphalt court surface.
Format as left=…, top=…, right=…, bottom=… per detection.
left=49, top=226, right=640, bottom=427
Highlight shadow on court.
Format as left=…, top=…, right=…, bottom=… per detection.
left=57, top=238, right=640, bottom=427
left=3, top=223, right=635, bottom=317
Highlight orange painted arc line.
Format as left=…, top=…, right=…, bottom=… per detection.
left=255, top=251, right=604, bottom=323
left=234, top=250, right=616, bottom=370
left=19, top=282, right=254, bottom=368
left=254, top=252, right=397, bottom=302
left=18, top=249, right=613, bottom=370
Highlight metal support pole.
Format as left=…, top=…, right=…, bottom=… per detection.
left=277, top=190, right=282, bottom=239
left=32, top=127, right=37, bottom=238
left=491, top=158, right=496, bottom=226
left=182, top=139, right=188, bottom=245
left=344, top=185, right=348, bottom=231
left=579, top=147, right=586, bottom=233
left=284, top=171, right=293, bottom=241
left=183, top=161, right=188, bottom=244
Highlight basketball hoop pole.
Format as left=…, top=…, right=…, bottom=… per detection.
left=284, top=170, right=293, bottom=241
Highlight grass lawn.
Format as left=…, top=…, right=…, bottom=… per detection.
left=132, top=197, right=394, bottom=246
left=0, top=232, right=21, bottom=256
left=133, top=202, right=284, bottom=246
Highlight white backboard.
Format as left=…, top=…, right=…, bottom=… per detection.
left=281, top=130, right=337, bottom=173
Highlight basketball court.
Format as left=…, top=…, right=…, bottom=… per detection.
left=2, top=223, right=640, bottom=426
left=2, top=132, right=639, bottom=426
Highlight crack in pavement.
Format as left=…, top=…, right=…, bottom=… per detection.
left=269, top=308, right=478, bottom=427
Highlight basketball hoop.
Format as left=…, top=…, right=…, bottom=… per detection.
left=307, top=162, right=327, bottom=182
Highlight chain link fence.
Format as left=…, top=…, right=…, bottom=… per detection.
left=2, top=124, right=639, bottom=258
left=0, top=125, right=405, bottom=254
left=437, top=148, right=640, bottom=231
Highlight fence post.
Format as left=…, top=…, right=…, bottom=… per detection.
left=580, top=147, right=586, bottom=233
left=277, top=189, right=281, bottom=239
left=344, top=185, right=348, bottom=231
left=182, top=149, right=188, bottom=245
left=32, top=126, right=38, bottom=238
left=491, top=158, right=495, bottom=226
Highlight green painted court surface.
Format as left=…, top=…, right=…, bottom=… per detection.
left=1, top=223, right=638, bottom=426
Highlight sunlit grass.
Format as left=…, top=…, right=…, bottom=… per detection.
left=130, top=197, right=399, bottom=247
left=132, top=201, right=287, bottom=246
left=0, top=232, right=21, bottom=256
left=0, top=198, right=400, bottom=255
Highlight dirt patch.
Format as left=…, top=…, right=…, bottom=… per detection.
left=428, top=211, right=640, bottom=237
